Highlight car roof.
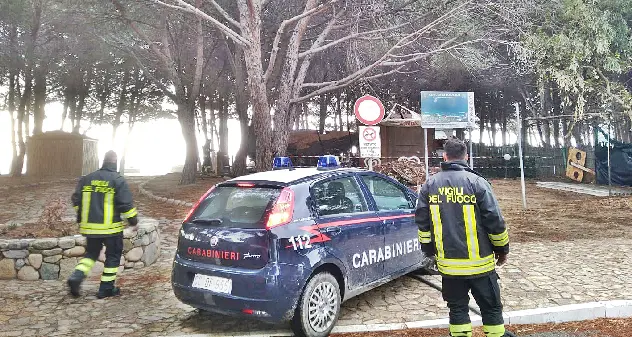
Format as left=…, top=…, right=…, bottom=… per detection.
left=227, top=167, right=367, bottom=184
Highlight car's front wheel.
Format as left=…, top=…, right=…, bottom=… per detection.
left=291, top=272, right=341, bottom=337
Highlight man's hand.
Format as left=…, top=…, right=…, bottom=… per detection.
left=127, top=216, right=139, bottom=227
left=495, top=252, right=507, bottom=266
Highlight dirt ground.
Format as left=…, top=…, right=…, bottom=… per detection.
left=489, top=179, right=632, bottom=243
left=142, top=174, right=632, bottom=244
left=333, top=317, right=632, bottom=337
left=142, top=173, right=226, bottom=204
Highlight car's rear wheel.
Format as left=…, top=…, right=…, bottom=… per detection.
left=291, top=272, right=341, bottom=337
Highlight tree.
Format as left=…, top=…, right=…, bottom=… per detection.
left=147, top=0, right=532, bottom=171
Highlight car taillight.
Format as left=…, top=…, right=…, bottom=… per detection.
left=266, top=187, right=294, bottom=229
left=183, top=186, right=216, bottom=222
left=236, top=182, right=255, bottom=187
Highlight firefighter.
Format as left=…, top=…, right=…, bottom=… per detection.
left=67, top=150, right=138, bottom=298
left=416, top=138, right=510, bottom=337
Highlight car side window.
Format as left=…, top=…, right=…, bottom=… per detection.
left=312, top=177, right=368, bottom=216
left=361, top=175, right=415, bottom=211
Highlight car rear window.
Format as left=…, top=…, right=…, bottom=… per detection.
left=189, top=186, right=281, bottom=228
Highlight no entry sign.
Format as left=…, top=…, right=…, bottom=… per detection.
left=354, top=95, right=385, bottom=125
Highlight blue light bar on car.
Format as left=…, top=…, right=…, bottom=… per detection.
left=272, top=157, right=293, bottom=170
left=317, top=155, right=339, bottom=170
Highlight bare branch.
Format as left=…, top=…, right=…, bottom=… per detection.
left=209, top=0, right=241, bottom=28
left=149, top=0, right=250, bottom=46
left=126, top=48, right=178, bottom=102
left=292, top=1, right=477, bottom=102
left=298, top=22, right=411, bottom=58
left=264, top=0, right=335, bottom=83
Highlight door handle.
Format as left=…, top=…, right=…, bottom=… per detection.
left=322, top=226, right=341, bottom=235
left=383, top=220, right=395, bottom=225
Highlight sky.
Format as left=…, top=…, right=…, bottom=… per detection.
left=0, top=102, right=531, bottom=176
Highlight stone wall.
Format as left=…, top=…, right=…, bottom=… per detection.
left=138, top=179, right=194, bottom=207
left=0, top=219, right=160, bottom=281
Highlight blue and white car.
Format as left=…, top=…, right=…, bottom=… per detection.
left=171, top=156, right=429, bottom=337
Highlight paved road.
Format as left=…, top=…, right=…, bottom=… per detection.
left=0, top=182, right=630, bottom=336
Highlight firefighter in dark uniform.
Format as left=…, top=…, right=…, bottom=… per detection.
left=416, top=138, right=510, bottom=337
left=67, top=150, right=138, bottom=298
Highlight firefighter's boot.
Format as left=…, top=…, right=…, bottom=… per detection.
left=96, top=281, right=121, bottom=299
left=67, top=270, right=86, bottom=298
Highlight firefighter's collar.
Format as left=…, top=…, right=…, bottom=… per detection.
left=101, top=162, right=118, bottom=172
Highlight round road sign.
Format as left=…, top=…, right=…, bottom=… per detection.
left=354, top=95, right=385, bottom=125
left=362, top=127, right=377, bottom=141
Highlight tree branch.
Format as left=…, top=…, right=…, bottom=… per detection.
left=292, top=1, right=477, bottom=103
left=209, top=0, right=241, bottom=28
left=149, top=0, right=250, bottom=46
left=298, top=22, right=410, bottom=58
left=126, top=48, right=178, bottom=102
left=264, top=0, right=335, bottom=83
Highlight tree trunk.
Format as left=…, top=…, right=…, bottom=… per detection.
left=72, top=69, right=94, bottom=134
left=60, top=91, right=69, bottom=130
left=98, top=70, right=111, bottom=122
left=319, top=94, right=328, bottom=134
left=218, top=96, right=229, bottom=155
left=178, top=102, right=199, bottom=185
left=119, top=123, right=134, bottom=176
left=501, top=110, right=507, bottom=146
left=230, top=44, right=250, bottom=177
left=270, top=0, right=318, bottom=161
left=9, top=72, right=18, bottom=170
left=112, top=69, right=132, bottom=143
left=337, top=92, right=343, bottom=132
left=32, top=67, right=46, bottom=135
left=237, top=0, right=273, bottom=171
left=12, top=76, right=33, bottom=176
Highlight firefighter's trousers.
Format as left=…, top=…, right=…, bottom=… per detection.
left=442, top=271, right=505, bottom=337
left=74, top=234, right=123, bottom=290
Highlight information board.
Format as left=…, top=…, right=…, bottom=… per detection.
left=420, top=91, right=474, bottom=129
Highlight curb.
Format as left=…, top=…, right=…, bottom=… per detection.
left=163, top=300, right=632, bottom=337
left=138, top=177, right=194, bottom=208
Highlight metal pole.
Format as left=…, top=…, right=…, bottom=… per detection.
left=608, top=121, right=612, bottom=197
left=468, top=127, right=473, bottom=168
left=515, top=102, right=527, bottom=209
left=424, top=128, right=429, bottom=178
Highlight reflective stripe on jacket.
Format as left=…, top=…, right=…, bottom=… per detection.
left=71, top=163, right=137, bottom=237
left=416, top=160, right=509, bottom=278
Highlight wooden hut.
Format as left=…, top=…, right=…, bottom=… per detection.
left=27, top=131, right=99, bottom=178
left=379, top=107, right=464, bottom=158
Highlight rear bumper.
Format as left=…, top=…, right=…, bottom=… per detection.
left=171, top=255, right=305, bottom=323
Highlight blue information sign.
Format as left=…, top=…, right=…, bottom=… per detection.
left=420, top=91, right=474, bottom=128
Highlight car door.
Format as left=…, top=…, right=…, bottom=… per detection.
left=359, top=173, right=419, bottom=276
left=311, top=175, right=385, bottom=288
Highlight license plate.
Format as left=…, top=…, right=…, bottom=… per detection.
left=191, top=274, right=232, bottom=294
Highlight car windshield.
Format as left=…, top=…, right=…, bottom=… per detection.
left=189, top=186, right=281, bottom=229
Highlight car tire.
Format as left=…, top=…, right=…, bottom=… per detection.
left=291, top=272, right=341, bottom=337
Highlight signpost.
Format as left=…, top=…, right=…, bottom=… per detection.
left=514, top=102, right=527, bottom=209
left=355, top=95, right=385, bottom=170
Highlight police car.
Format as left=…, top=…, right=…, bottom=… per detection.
left=172, top=155, right=429, bottom=337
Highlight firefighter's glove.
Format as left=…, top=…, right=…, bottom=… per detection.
left=495, top=251, right=507, bottom=266
left=127, top=215, right=139, bottom=227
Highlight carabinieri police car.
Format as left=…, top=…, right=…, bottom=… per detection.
left=171, top=155, right=429, bottom=337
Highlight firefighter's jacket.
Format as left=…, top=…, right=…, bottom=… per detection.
left=71, top=163, right=138, bottom=237
left=416, top=160, right=509, bottom=278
